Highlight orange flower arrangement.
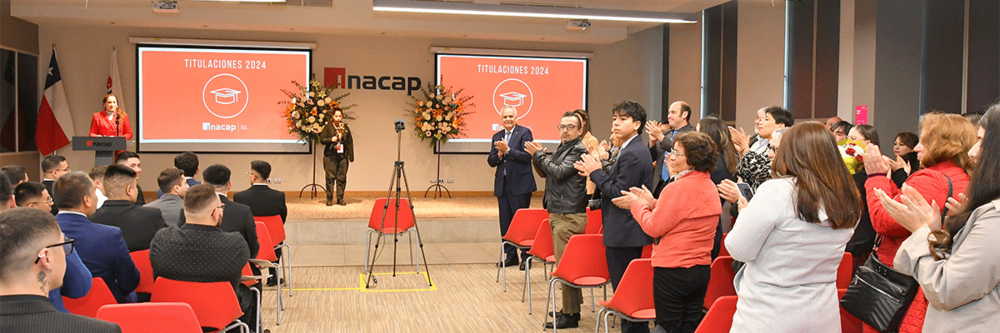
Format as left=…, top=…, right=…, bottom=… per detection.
left=279, top=79, right=354, bottom=143
left=406, top=81, right=474, bottom=147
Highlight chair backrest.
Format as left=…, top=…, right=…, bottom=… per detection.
left=63, top=277, right=117, bottom=318
left=718, top=232, right=730, bottom=257
left=839, top=289, right=864, bottom=333
left=641, top=244, right=653, bottom=259
left=704, top=256, right=737, bottom=309
left=130, top=249, right=154, bottom=294
left=526, top=219, right=554, bottom=260
left=254, top=222, right=279, bottom=262
left=603, top=259, right=655, bottom=318
left=837, top=252, right=854, bottom=289
left=96, top=303, right=202, bottom=333
left=550, top=234, right=609, bottom=284
left=585, top=208, right=603, bottom=234
left=502, top=208, right=548, bottom=244
left=150, top=278, right=244, bottom=331
left=256, top=215, right=285, bottom=244
left=694, top=296, right=738, bottom=333
left=368, top=198, right=416, bottom=233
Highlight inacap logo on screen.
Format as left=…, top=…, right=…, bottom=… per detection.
left=202, top=122, right=237, bottom=132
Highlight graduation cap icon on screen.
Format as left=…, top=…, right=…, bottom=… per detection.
left=499, top=91, right=527, bottom=108
left=209, top=88, right=242, bottom=105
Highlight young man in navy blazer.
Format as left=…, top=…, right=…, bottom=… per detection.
left=487, top=105, right=536, bottom=270
left=576, top=100, right=655, bottom=333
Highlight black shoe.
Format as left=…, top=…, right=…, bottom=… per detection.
left=337, top=199, right=346, bottom=206
left=325, top=199, right=333, bottom=206
left=496, top=257, right=518, bottom=268
left=544, top=313, right=580, bottom=329
left=547, top=310, right=564, bottom=318
left=519, top=260, right=531, bottom=271
left=266, top=277, right=285, bottom=287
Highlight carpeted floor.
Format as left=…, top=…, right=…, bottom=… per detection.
left=287, top=195, right=543, bottom=220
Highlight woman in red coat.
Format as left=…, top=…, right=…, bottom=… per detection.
left=863, top=113, right=977, bottom=333
left=89, top=93, right=132, bottom=139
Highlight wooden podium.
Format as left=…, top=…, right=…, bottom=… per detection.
left=72, top=136, right=126, bottom=166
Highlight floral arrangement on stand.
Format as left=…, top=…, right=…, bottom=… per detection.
left=280, top=79, right=355, bottom=143
left=406, top=82, right=474, bottom=147
left=838, top=139, right=867, bottom=174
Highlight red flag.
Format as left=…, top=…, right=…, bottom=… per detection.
left=35, top=47, right=75, bottom=155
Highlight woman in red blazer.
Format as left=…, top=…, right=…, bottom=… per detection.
left=89, top=94, right=132, bottom=139
left=863, top=113, right=977, bottom=333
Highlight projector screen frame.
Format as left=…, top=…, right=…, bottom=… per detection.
left=431, top=48, right=590, bottom=155
left=134, top=42, right=314, bottom=155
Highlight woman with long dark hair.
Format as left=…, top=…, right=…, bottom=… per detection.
left=726, top=122, right=861, bottom=332
left=890, top=131, right=921, bottom=187
left=875, top=105, right=1000, bottom=332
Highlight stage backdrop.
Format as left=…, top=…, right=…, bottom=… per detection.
left=435, top=52, right=588, bottom=153
left=137, top=45, right=311, bottom=153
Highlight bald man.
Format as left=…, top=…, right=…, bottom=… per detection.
left=487, top=105, right=536, bottom=270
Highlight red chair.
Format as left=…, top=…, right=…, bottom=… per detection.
left=694, top=296, right=738, bottom=333
left=596, top=259, right=655, bottom=333
left=523, top=219, right=556, bottom=314
left=496, top=208, right=548, bottom=291
left=365, top=198, right=417, bottom=272
left=641, top=244, right=653, bottom=259
left=543, top=234, right=610, bottom=332
left=837, top=252, right=854, bottom=289
left=96, top=303, right=202, bottom=333
left=839, top=289, right=864, bottom=333
left=129, top=250, right=154, bottom=295
left=150, top=277, right=249, bottom=333
left=255, top=222, right=284, bottom=325
left=255, top=215, right=292, bottom=295
left=63, top=277, right=116, bottom=318
left=585, top=208, right=603, bottom=234
left=718, top=233, right=729, bottom=257
left=704, top=256, right=736, bottom=310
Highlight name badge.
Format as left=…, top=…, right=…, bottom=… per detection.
left=337, top=143, right=344, bottom=154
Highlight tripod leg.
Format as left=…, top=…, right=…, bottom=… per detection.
left=397, top=165, right=433, bottom=286
left=365, top=166, right=401, bottom=288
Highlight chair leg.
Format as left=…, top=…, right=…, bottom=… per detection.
left=543, top=278, right=556, bottom=330
left=594, top=308, right=605, bottom=333
left=274, top=264, right=283, bottom=322
left=496, top=243, right=502, bottom=283
left=251, top=285, right=261, bottom=333
left=409, top=231, right=418, bottom=273
left=591, top=288, right=595, bottom=312
left=279, top=244, right=292, bottom=297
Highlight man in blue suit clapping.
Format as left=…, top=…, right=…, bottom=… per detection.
left=488, top=106, right=537, bottom=271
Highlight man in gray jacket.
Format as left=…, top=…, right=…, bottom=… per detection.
left=527, top=111, right=589, bottom=329
left=145, top=169, right=188, bottom=227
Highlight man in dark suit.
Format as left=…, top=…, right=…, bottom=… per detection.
left=647, top=101, right=695, bottom=196
left=1, top=164, right=29, bottom=185
left=157, top=151, right=201, bottom=198
left=576, top=100, right=655, bottom=333
left=41, top=154, right=70, bottom=215
left=234, top=160, right=287, bottom=285
left=90, top=165, right=167, bottom=252
left=181, top=164, right=259, bottom=259
left=151, top=184, right=257, bottom=332
left=487, top=105, right=537, bottom=270
left=115, top=151, right=146, bottom=205
left=53, top=172, right=140, bottom=304
left=145, top=169, right=188, bottom=227
left=0, top=208, right=122, bottom=333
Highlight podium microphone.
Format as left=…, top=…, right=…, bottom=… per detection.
left=115, top=113, right=120, bottom=137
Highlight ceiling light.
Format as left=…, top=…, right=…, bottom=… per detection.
left=192, top=0, right=286, bottom=3
left=373, top=0, right=698, bottom=23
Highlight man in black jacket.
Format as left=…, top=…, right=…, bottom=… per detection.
left=233, top=160, right=287, bottom=285
left=41, top=155, right=70, bottom=215
left=528, top=111, right=589, bottom=329
left=115, top=152, right=146, bottom=205
left=0, top=208, right=122, bottom=333
left=181, top=164, right=259, bottom=259
left=89, top=165, right=167, bottom=252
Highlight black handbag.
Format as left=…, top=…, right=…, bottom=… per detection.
left=839, top=174, right=953, bottom=331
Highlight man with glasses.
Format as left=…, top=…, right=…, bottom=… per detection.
left=0, top=208, right=121, bottom=332
left=151, top=184, right=257, bottom=332
left=527, top=111, right=589, bottom=329
left=14, top=182, right=54, bottom=212
left=42, top=155, right=70, bottom=215
left=54, top=172, right=140, bottom=304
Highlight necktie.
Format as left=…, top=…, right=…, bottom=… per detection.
left=503, top=130, right=511, bottom=175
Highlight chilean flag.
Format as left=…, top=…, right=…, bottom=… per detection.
left=35, top=47, right=75, bottom=156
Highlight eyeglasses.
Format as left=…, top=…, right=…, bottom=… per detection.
left=217, top=204, right=226, bottom=210
left=557, top=124, right=577, bottom=131
left=27, top=197, right=54, bottom=206
left=35, top=238, right=75, bottom=264
left=769, top=146, right=779, bottom=153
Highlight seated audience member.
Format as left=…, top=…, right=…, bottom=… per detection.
left=1, top=164, right=29, bottom=185
left=182, top=164, right=259, bottom=259
left=13, top=181, right=94, bottom=312
left=88, top=166, right=108, bottom=208
left=0, top=173, right=13, bottom=211
left=54, top=172, right=140, bottom=304
left=115, top=151, right=145, bottom=205
left=726, top=123, right=861, bottom=332
left=42, top=155, right=70, bottom=215
left=14, top=182, right=54, bottom=213
left=146, top=169, right=189, bottom=227
left=616, top=132, right=721, bottom=332
left=0, top=208, right=121, bottom=333
left=233, top=160, right=286, bottom=286
left=157, top=151, right=201, bottom=198
left=89, top=165, right=167, bottom=252
left=151, top=184, right=257, bottom=331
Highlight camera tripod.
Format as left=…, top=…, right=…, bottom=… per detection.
left=364, top=120, right=433, bottom=288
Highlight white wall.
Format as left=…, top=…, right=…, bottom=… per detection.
left=670, top=20, right=703, bottom=123
left=735, top=0, right=785, bottom=131
left=37, top=24, right=664, bottom=193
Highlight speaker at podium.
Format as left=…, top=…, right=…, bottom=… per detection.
left=72, top=136, right=126, bottom=166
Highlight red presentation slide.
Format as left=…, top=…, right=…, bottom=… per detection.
left=436, top=54, right=587, bottom=143
left=138, top=46, right=310, bottom=152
